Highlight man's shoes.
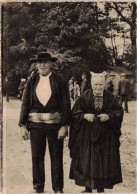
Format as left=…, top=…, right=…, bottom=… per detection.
left=97, top=188, right=104, bottom=193
left=54, top=190, right=63, bottom=193
left=34, top=188, right=44, bottom=193
left=82, top=187, right=92, bottom=193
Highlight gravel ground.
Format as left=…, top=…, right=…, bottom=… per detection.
left=2, top=97, right=137, bottom=193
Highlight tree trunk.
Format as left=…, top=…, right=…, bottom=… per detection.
left=130, top=3, right=136, bottom=98
left=130, top=25, right=136, bottom=68
left=130, top=2, right=136, bottom=69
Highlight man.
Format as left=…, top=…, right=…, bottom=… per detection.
left=107, top=73, right=115, bottom=93
left=118, top=73, right=130, bottom=113
left=69, top=71, right=123, bottom=193
left=19, top=51, right=71, bottom=193
left=80, top=73, right=90, bottom=94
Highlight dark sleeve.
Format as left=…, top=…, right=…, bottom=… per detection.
left=59, top=77, right=71, bottom=126
left=71, top=97, right=85, bottom=128
left=18, top=78, right=31, bottom=126
left=107, top=97, right=124, bottom=137
left=68, top=96, right=87, bottom=156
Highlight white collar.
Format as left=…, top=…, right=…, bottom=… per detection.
left=93, top=91, right=103, bottom=97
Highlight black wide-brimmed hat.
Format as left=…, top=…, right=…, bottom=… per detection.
left=33, top=52, right=57, bottom=63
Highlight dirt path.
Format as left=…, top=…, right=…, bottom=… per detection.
left=2, top=98, right=137, bottom=193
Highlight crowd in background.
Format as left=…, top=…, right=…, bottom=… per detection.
left=4, top=71, right=130, bottom=113
left=68, top=74, right=91, bottom=107
left=68, top=72, right=130, bottom=113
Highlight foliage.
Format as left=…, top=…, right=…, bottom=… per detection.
left=104, top=2, right=136, bottom=70
left=2, top=2, right=135, bottom=84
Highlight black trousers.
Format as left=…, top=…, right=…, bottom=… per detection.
left=30, top=128, right=63, bottom=191
left=120, top=94, right=128, bottom=112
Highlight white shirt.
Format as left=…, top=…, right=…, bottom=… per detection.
left=36, top=73, right=52, bottom=106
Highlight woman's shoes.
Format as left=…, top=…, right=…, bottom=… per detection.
left=82, top=187, right=92, bottom=193
left=97, top=188, right=104, bottom=193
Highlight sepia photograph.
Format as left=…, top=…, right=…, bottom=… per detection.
left=1, top=1, right=137, bottom=193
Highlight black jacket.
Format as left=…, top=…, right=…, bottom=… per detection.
left=118, top=78, right=130, bottom=95
left=19, top=73, right=71, bottom=127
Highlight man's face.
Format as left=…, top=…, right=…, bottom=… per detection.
left=36, top=61, right=52, bottom=75
left=91, top=77, right=105, bottom=95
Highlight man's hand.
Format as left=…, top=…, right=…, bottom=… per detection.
left=84, top=114, right=95, bottom=122
left=20, top=125, right=30, bottom=140
left=58, top=126, right=68, bottom=140
left=98, top=114, right=109, bottom=122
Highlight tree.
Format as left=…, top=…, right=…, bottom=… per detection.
left=34, top=2, right=112, bottom=76
left=105, top=2, right=136, bottom=70
left=4, top=2, right=131, bottom=83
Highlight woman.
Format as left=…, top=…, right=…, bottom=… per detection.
left=69, top=72, right=124, bottom=193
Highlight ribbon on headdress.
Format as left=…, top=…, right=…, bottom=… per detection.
left=90, top=71, right=107, bottom=77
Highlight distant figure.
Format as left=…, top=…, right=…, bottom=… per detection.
left=5, top=76, right=10, bottom=102
left=73, top=81, right=80, bottom=101
left=118, top=73, right=130, bottom=113
left=107, top=73, right=115, bottom=93
left=18, top=78, right=26, bottom=100
left=68, top=79, right=74, bottom=101
left=80, top=73, right=90, bottom=94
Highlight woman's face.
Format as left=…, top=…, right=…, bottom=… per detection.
left=36, top=61, right=52, bottom=76
left=91, top=77, right=105, bottom=95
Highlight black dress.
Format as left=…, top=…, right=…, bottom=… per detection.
left=69, top=89, right=123, bottom=189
